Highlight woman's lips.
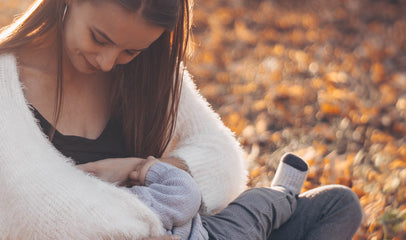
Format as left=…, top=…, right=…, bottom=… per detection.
left=82, top=55, right=99, bottom=72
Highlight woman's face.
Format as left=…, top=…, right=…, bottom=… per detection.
left=63, top=0, right=164, bottom=74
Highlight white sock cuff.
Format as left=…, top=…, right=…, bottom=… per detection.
left=271, top=162, right=308, bottom=195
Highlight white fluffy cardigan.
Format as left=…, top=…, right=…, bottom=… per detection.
left=0, top=54, right=247, bottom=239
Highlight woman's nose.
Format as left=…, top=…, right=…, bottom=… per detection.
left=96, top=48, right=119, bottom=72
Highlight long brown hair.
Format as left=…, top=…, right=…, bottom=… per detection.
left=0, top=0, right=191, bottom=158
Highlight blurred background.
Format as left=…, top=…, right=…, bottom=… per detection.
left=1, top=0, right=405, bottom=239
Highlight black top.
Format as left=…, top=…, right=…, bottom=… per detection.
left=30, top=106, right=129, bottom=165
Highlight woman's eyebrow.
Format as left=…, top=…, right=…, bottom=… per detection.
left=93, top=27, right=149, bottom=52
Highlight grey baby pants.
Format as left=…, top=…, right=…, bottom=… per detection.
left=201, top=184, right=362, bottom=240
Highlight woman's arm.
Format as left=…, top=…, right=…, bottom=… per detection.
left=163, top=70, right=248, bottom=214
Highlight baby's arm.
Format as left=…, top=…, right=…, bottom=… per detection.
left=127, top=160, right=202, bottom=232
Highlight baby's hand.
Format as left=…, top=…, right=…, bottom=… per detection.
left=128, top=156, right=159, bottom=186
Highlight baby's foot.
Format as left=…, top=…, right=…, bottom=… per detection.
left=271, top=153, right=308, bottom=195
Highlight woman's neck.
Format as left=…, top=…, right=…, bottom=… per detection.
left=15, top=31, right=58, bottom=76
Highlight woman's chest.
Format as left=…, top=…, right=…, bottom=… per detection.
left=20, top=67, right=113, bottom=140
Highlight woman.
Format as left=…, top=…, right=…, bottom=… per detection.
left=0, top=0, right=362, bottom=239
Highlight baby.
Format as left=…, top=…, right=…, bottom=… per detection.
left=117, top=153, right=309, bottom=240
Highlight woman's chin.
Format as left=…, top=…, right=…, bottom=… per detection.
left=71, top=59, right=100, bottom=75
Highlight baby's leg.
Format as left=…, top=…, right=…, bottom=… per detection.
left=270, top=185, right=362, bottom=240
left=269, top=153, right=308, bottom=229
left=201, top=153, right=308, bottom=240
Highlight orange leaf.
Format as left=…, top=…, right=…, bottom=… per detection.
left=389, top=159, right=406, bottom=169
left=320, top=103, right=341, bottom=115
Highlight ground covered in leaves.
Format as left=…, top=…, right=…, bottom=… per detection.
left=188, top=0, right=406, bottom=239
left=2, top=0, right=406, bottom=239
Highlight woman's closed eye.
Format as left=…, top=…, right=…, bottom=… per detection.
left=90, top=30, right=141, bottom=56
left=90, top=30, right=105, bottom=46
left=125, top=49, right=141, bottom=56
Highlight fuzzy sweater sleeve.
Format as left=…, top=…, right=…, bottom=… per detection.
left=163, top=71, right=248, bottom=215
left=0, top=54, right=164, bottom=239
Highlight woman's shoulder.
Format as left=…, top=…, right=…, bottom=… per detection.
left=179, top=68, right=203, bottom=102
left=180, top=67, right=200, bottom=90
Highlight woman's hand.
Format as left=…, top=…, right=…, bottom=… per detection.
left=77, top=157, right=148, bottom=186
left=159, top=157, right=190, bottom=173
